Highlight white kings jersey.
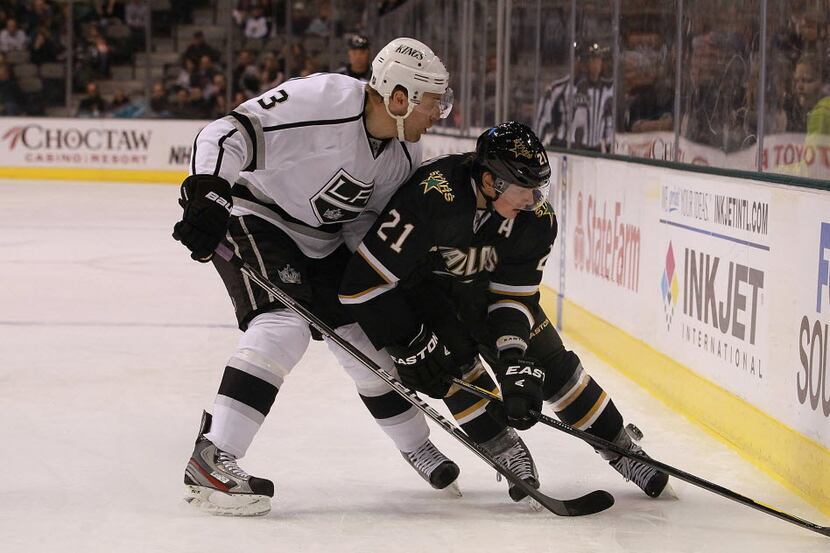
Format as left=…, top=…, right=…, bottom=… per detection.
left=190, top=73, right=422, bottom=258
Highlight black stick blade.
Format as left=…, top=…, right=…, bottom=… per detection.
left=536, top=489, right=615, bottom=517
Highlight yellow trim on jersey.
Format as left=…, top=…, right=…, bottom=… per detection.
left=539, top=285, right=830, bottom=516
left=337, top=282, right=396, bottom=305
left=454, top=398, right=489, bottom=421
left=489, top=282, right=540, bottom=296
left=488, top=299, right=534, bottom=328
left=356, top=243, right=397, bottom=284
left=549, top=371, right=591, bottom=411
left=572, top=391, right=607, bottom=430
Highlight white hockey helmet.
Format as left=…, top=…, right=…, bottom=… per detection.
left=370, top=37, right=453, bottom=140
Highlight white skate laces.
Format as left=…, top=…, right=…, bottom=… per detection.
left=216, top=451, right=250, bottom=480
left=494, top=441, right=536, bottom=482
left=406, top=440, right=449, bottom=476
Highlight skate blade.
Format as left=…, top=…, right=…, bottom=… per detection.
left=520, top=495, right=543, bottom=512
left=441, top=480, right=463, bottom=497
left=658, top=482, right=678, bottom=500
left=184, top=485, right=271, bottom=517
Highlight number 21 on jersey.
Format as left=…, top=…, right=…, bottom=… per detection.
left=377, top=209, right=415, bottom=253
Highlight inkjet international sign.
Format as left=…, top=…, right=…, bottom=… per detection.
left=657, top=176, right=771, bottom=394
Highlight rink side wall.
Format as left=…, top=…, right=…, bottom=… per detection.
left=2, top=117, right=827, bottom=515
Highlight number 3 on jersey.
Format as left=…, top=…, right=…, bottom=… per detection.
left=377, top=209, right=414, bottom=253
left=258, top=90, right=288, bottom=109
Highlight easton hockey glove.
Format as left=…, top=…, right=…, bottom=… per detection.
left=488, top=355, right=545, bottom=430
left=387, top=325, right=461, bottom=399
left=172, top=174, right=232, bottom=262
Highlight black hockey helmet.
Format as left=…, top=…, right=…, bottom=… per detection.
left=474, top=121, right=551, bottom=211
left=476, top=121, right=550, bottom=184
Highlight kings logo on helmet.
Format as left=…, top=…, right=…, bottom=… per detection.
left=394, top=45, right=424, bottom=59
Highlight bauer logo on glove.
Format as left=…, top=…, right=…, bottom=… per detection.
left=205, top=191, right=232, bottom=213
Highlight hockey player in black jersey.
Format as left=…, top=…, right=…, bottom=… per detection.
left=339, top=121, right=670, bottom=500
left=173, top=37, right=459, bottom=516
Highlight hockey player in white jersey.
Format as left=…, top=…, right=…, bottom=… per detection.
left=173, top=37, right=456, bottom=516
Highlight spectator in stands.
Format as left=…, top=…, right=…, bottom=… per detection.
left=336, top=33, right=371, bottom=81
left=299, top=55, right=318, bottom=78
left=306, top=2, right=335, bottom=38
left=244, top=6, right=269, bottom=41
left=290, top=2, right=312, bottom=35
left=30, top=27, right=60, bottom=64
left=0, top=63, right=24, bottom=115
left=27, top=0, right=57, bottom=36
left=620, top=48, right=673, bottom=133
left=169, top=87, right=191, bottom=118
left=176, top=57, right=197, bottom=90
left=232, top=90, right=247, bottom=109
left=791, top=53, right=830, bottom=134
left=211, top=92, right=228, bottom=119
left=196, top=54, right=219, bottom=89
left=124, top=0, right=148, bottom=51
left=0, top=19, right=28, bottom=52
left=738, top=54, right=790, bottom=141
left=187, top=85, right=211, bottom=119
left=232, top=49, right=260, bottom=97
left=259, top=50, right=284, bottom=91
left=148, top=81, right=170, bottom=117
left=283, top=41, right=306, bottom=79
left=182, top=31, right=219, bottom=66
left=87, top=26, right=112, bottom=77
left=110, top=89, right=130, bottom=110
left=77, top=81, right=107, bottom=117
left=232, top=1, right=251, bottom=27
left=681, top=28, right=749, bottom=152
left=204, top=73, right=227, bottom=103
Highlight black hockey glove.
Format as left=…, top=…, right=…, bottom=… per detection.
left=387, top=325, right=461, bottom=399
left=172, top=174, right=232, bottom=262
left=487, top=354, right=545, bottom=430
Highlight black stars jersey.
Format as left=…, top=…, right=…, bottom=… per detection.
left=190, top=73, right=420, bottom=258
left=339, top=152, right=558, bottom=355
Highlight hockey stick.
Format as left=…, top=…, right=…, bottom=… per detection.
left=449, top=377, right=830, bottom=538
left=213, top=242, right=614, bottom=517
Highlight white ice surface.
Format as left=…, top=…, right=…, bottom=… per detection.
left=1, top=180, right=827, bottom=552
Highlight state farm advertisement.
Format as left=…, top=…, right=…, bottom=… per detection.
left=563, top=157, right=650, bottom=338
left=0, top=117, right=206, bottom=171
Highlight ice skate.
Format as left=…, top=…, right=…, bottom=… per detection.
left=402, top=439, right=462, bottom=496
left=602, top=427, right=669, bottom=498
left=183, top=411, right=274, bottom=516
left=482, top=427, right=540, bottom=506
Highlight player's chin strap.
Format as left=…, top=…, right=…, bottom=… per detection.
left=383, top=96, right=415, bottom=141
left=474, top=174, right=505, bottom=221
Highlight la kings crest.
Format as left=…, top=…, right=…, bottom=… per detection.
left=311, top=168, right=374, bottom=224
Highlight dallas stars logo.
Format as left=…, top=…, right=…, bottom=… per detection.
left=509, top=138, right=534, bottom=160
left=534, top=201, right=554, bottom=220
left=421, top=170, right=454, bottom=202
